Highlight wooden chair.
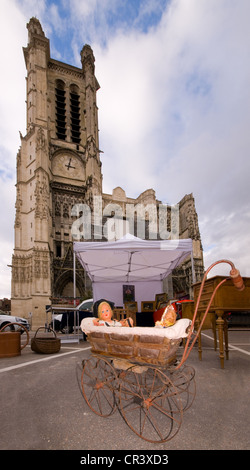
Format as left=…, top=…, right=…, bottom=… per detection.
left=181, top=301, right=217, bottom=359
left=113, top=308, right=127, bottom=322
left=113, top=307, right=136, bottom=326
left=124, top=302, right=137, bottom=326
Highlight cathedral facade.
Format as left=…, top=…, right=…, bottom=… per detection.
left=11, top=18, right=204, bottom=327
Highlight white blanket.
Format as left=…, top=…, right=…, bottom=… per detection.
left=80, top=317, right=191, bottom=340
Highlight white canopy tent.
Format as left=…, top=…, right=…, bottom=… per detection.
left=73, top=234, right=193, bottom=308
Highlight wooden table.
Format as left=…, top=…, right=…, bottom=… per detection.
left=192, top=276, right=250, bottom=368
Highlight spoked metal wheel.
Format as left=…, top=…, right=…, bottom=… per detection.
left=118, top=365, right=183, bottom=443
left=81, top=356, right=117, bottom=417
left=168, top=365, right=196, bottom=412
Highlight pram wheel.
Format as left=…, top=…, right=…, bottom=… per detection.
left=169, top=364, right=196, bottom=411
left=118, top=365, right=183, bottom=443
left=81, top=356, right=117, bottom=417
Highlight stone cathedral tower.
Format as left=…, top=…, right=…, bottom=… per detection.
left=11, top=18, right=102, bottom=325
left=11, top=18, right=204, bottom=327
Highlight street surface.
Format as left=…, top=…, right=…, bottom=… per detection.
left=0, top=328, right=249, bottom=451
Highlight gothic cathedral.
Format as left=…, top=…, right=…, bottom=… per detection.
left=11, top=18, right=204, bottom=327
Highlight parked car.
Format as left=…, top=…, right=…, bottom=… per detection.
left=51, top=299, right=93, bottom=333
left=0, top=313, right=30, bottom=333
left=227, top=310, right=250, bottom=328
left=77, top=298, right=93, bottom=312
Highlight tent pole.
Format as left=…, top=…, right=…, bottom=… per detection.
left=191, top=250, right=196, bottom=284
left=73, top=251, right=76, bottom=306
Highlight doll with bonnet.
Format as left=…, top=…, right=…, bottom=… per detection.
left=93, top=299, right=134, bottom=327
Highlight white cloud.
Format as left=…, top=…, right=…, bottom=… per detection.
left=0, top=1, right=27, bottom=297
left=93, top=0, right=250, bottom=279
left=0, top=179, right=15, bottom=298
left=0, top=0, right=249, bottom=298
left=0, top=1, right=26, bottom=153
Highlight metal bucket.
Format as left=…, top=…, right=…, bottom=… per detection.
left=0, top=331, right=21, bottom=357
left=0, top=323, right=29, bottom=358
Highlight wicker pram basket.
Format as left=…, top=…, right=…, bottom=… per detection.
left=87, top=330, right=182, bottom=366
left=31, top=327, right=61, bottom=354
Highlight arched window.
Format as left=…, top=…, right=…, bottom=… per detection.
left=55, top=80, right=66, bottom=141
left=70, top=84, right=80, bottom=144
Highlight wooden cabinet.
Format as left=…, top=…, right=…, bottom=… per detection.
left=192, top=276, right=250, bottom=367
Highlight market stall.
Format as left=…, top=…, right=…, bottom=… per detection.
left=73, top=234, right=193, bottom=308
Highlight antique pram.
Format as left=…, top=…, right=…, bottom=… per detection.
left=80, top=260, right=245, bottom=443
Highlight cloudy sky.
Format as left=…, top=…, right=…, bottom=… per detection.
left=0, top=0, right=250, bottom=298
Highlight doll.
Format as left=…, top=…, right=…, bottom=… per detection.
left=155, top=304, right=177, bottom=328
left=93, top=300, right=133, bottom=327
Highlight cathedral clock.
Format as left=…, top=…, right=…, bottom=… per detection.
left=52, top=153, right=85, bottom=181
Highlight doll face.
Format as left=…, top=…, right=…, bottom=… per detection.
left=98, top=302, right=113, bottom=321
